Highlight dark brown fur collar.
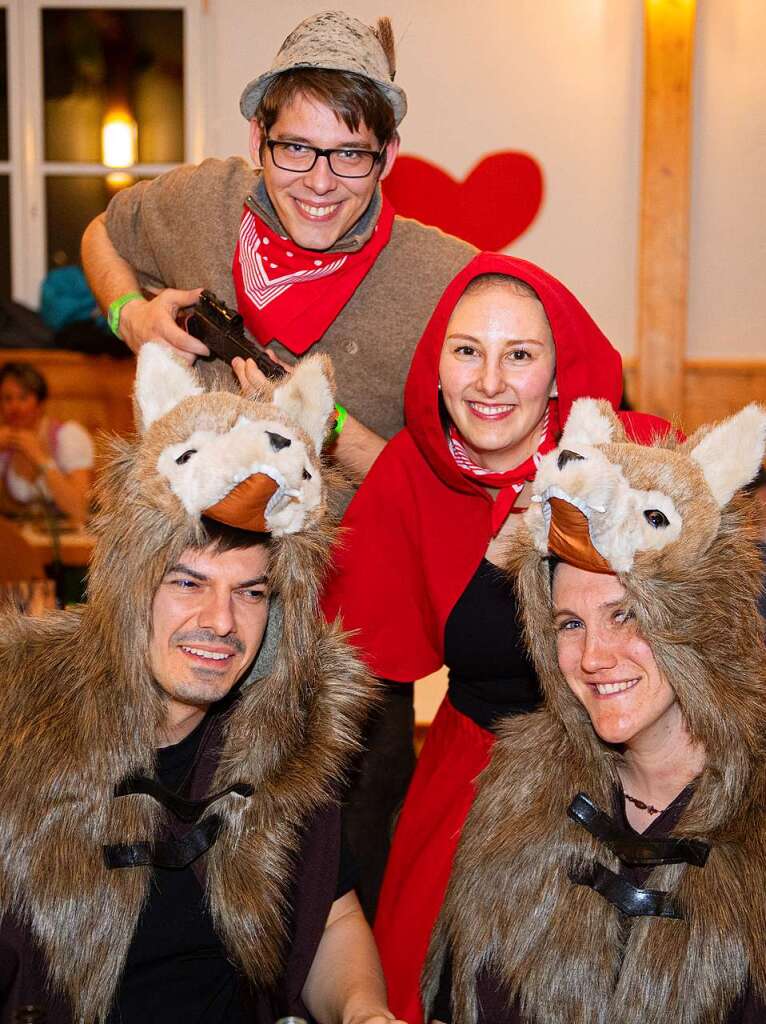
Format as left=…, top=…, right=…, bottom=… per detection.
left=0, top=603, right=371, bottom=1022
left=424, top=710, right=766, bottom=1024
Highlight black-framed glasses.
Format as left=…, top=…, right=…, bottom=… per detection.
left=265, top=139, right=383, bottom=179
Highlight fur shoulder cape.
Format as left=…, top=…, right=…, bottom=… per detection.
left=0, top=346, right=374, bottom=1022
left=425, top=401, right=766, bottom=1024
left=425, top=707, right=766, bottom=1024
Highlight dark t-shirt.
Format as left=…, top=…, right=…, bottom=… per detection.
left=106, top=713, right=355, bottom=1024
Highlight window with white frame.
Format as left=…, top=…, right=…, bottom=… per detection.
left=5, top=0, right=204, bottom=309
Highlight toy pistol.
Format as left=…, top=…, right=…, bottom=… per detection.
left=180, top=290, right=286, bottom=380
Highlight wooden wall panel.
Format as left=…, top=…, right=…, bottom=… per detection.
left=636, top=0, right=696, bottom=421
left=682, top=361, right=766, bottom=432
left=624, top=358, right=766, bottom=433
left=0, top=349, right=136, bottom=438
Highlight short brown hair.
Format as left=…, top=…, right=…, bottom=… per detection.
left=198, top=516, right=271, bottom=555
left=256, top=68, right=397, bottom=148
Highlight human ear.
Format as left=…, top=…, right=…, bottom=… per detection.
left=249, top=119, right=264, bottom=167
left=378, top=135, right=400, bottom=182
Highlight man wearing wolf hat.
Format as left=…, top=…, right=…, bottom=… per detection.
left=0, top=346, right=405, bottom=1024
left=82, top=10, right=473, bottom=918
left=81, top=11, right=475, bottom=484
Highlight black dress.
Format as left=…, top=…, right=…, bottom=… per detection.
left=445, top=558, right=542, bottom=731
left=372, top=558, right=545, bottom=1024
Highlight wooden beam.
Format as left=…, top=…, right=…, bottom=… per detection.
left=624, top=357, right=766, bottom=433
left=636, top=0, right=696, bottom=420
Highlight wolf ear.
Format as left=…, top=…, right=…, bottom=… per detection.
left=689, top=404, right=766, bottom=507
left=134, top=342, right=203, bottom=433
left=271, top=355, right=336, bottom=453
left=559, top=398, right=622, bottom=450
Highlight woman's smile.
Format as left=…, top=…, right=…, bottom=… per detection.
left=586, top=676, right=641, bottom=698
left=465, top=400, right=516, bottom=420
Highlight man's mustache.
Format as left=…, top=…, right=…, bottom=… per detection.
left=171, top=629, right=246, bottom=655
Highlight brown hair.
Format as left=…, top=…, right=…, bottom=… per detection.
left=256, top=68, right=397, bottom=149
left=462, top=272, right=540, bottom=302
left=0, top=362, right=48, bottom=403
left=198, top=516, right=271, bottom=555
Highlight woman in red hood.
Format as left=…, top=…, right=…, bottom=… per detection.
left=322, top=253, right=671, bottom=1024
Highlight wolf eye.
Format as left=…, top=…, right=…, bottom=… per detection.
left=303, top=468, right=312, bottom=481
left=267, top=431, right=291, bottom=452
left=557, top=449, right=585, bottom=471
left=644, top=509, right=669, bottom=529
left=175, top=449, right=197, bottom=465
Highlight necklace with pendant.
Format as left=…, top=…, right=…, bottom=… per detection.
left=624, top=792, right=664, bottom=816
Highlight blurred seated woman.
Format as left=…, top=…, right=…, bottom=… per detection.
left=322, top=253, right=671, bottom=1023
left=425, top=399, right=766, bottom=1024
left=0, top=363, right=94, bottom=524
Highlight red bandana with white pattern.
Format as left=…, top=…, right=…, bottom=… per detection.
left=447, top=400, right=560, bottom=534
left=232, top=199, right=395, bottom=355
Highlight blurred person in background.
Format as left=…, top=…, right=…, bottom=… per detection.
left=0, top=362, right=94, bottom=525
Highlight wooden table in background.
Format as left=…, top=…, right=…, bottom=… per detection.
left=20, top=524, right=96, bottom=567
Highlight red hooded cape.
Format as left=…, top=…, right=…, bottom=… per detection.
left=322, top=253, right=670, bottom=680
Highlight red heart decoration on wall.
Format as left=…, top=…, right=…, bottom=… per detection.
left=382, top=151, right=544, bottom=251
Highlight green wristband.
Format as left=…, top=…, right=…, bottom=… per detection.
left=332, top=403, right=348, bottom=439
left=107, top=291, right=144, bottom=339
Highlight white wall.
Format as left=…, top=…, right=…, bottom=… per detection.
left=202, top=0, right=644, bottom=357
left=688, top=0, right=766, bottom=358
left=197, top=1, right=765, bottom=723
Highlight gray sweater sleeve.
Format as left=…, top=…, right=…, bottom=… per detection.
left=104, top=156, right=253, bottom=304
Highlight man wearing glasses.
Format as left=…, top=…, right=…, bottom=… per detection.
left=82, top=11, right=475, bottom=484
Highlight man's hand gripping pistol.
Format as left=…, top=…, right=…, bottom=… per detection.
left=178, top=290, right=286, bottom=380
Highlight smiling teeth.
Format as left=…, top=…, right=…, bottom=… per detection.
left=469, top=402, right=514, bottom=416
left=181, top=647, right=231, bottom=661
left=297, top=200, right=339, bottom=218
left=595, top=679, right=637, bottom=695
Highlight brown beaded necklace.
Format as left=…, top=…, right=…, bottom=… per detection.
left=624, top=792, right=663, bottom=816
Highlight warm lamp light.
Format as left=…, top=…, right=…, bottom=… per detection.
left=106, top=171, right=135, bottom=191
left=102, top=110, right=137, bottom=168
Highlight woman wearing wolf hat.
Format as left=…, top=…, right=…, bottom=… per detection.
left=425, top=399, right=766, bottom=1023
left=322, top=252, right=672, bottom=1023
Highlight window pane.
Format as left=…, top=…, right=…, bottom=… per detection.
left=43, top=9, right=184, bottom=164
left=0, top=175, right=9, bottom=298
left=0, top=9, right=7, bottom=161
left=45, top=175, right=146, bottom=269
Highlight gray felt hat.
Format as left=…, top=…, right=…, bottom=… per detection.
left=239, top=10, right=407, bottom=126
